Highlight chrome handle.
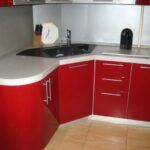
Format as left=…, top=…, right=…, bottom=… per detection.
left=101, top=78, right=123, bottom=82
left=140, top=66, right=150, bottom=70
left=43, top=81, right=49, bottom=105
left=48, top=78, right=52, bottom=101
left=69, top=64, right=88, bottom=69
left=102, top=63, right=124, bottom=67
left=101, top=92, right=121, bottom=97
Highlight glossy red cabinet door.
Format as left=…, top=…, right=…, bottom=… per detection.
left=0, top=0, right=13, bottom=6
left=58, top=61, right=94, bottom=124
left=94, top=60, right=131, bottom=118
left=0, top=75, right=59, bottom=150
left=136, top=0, right=150, bottom=5
left=41, top=69, right=59, bottom=122
left=127, top=64, right=150, bottom=121
left=0, top=83, right=44, bottom=150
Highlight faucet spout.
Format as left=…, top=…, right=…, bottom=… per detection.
left=67, top=29, right=71, bottom=47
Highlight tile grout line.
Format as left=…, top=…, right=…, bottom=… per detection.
left=81, top=120, right=93, bottom=150
left=126, top=125, right=129, bottom=150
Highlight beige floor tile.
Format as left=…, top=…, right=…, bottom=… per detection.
left=43, top=127, right=68, bottom=150
left=63, top=126, right=89, bottom=143
left=44, top=120, right=150, bottom=150
left=82, top=140, right=126, bottom=150
left=59, top=136, right=84, bottom=150
left=127, top=126, right=150, bottom=148
left=88, top=121, right=127, bottom=144
left=127, top=145, right=150, bottom=150
left=62, top=119, right=91, bottom=141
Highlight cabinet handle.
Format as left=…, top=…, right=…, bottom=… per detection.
left=102, top=63, right=124, bottom=67
left=69, top=64, right=88, bottom=69
left=48, top=78, right=52, bottom=101
left=140, top=66, right=150, bottom=70
left=101, top=92, right=121, bottom=97
left=101, top=78, right=123, bottom=82
left=43, top=81, right=49, bottom=105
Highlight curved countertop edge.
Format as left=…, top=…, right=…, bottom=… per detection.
left=0, top=53, right=150, bottom=86
left=0, top=61, right=60, bottom=86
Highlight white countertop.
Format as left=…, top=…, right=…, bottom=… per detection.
left=0, top=45, right=150, bottom=86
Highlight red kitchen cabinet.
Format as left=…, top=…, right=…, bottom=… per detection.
left=0, top=83, right=44, bottom=150
left=127, top=64, right=150, bottom=121
left=58, top=61, right=94, bottom=124
left=41, top=68, right=59, bottom=122
left=0, top=0, right=13, bottom=6
left=0, top=69, right=59, bottom=150
left=136, top=0, right=150, bottom=5
left=94, top=60, right=131, bottom=118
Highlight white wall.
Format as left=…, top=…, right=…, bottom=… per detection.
left=142, top=6, right=150, bottom=46
left=61, top=4, right=141, bottom=45
left=0, top=6, right=33, bottom=57
left=33, top=4, right=61, bottom=43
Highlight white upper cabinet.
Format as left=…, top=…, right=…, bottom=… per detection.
left=45, top=0, right=72, bottom=3
left=72, top=0, right=135, bottom=4
left=45, top=0, right=135, bottom=4
left=114, top=0, right=135, bottom=4
left=14, top=0, right=45, bottom=5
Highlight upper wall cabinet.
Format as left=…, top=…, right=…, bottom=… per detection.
left=136, top=0, right=150, bottom=5
left=74, top=0, right=135, bottom=4
left=0, top=0, right=13, bottom=6
left=45, top=0, right=72, bottom=3
left=45, top=0, right=136, bottom=4
left=13, top=0, right=45, bottom=5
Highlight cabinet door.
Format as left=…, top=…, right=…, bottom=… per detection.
left=94, top=60, right=131, bottom=118
left=59, top=61, right=94, bottom=124
left=0, top=83, right=44, bottom=150
left=127, top=64, right=150, bottom=121
left=136, top=0, right=150, bottom=4
left=42, top=69, right=59, bottom=122
left=0, top=0, right=13, bottom=6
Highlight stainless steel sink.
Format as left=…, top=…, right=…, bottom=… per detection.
left=101, top=52, right=150, bottom=59
left=17, top=44, right=95, bottom=58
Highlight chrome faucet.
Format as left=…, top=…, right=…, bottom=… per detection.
left=67, top=29, right=71, bottom=47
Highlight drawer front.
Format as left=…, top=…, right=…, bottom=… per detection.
left=95, top=75, right=129, bottom=92
left=96, top=60, right=131, bottom=78
left=94, top=90, right=128, bottom=118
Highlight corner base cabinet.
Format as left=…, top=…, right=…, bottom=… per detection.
left=0, top=69, right=59, bottom=150
left=58, top=61, right=94, bottom=124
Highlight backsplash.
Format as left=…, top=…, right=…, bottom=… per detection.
left=142, top=6, right=150, bottom=46
left=33, top=4, right=150, bottom=47
left=61, top=4, right=141, bottom=46
left=33, top=4, right=61, bottom=43
left=0, top=3, right=150, bottom=56
left=0, top=6, right=33, bottom=57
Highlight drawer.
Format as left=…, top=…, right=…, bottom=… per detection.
left=95, top=75, right=129, bottom=92
left=96, top=61, right=131, bottom=78
left=94, top=90, right=128, bottom=118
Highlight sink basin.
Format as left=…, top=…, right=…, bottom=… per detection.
left=101, top=52, right=150, bottom=59
left=17, top=44, right=95, bottom=58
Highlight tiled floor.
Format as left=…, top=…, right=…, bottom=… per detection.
left=44, top=119, right=150, bottom=150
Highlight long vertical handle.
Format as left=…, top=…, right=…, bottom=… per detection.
left=43, top=81, right=49, bottom=105
left=48, top=78, right=52, bottom=101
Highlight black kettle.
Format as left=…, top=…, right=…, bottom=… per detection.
left=120, top=28, right=133, bottom=50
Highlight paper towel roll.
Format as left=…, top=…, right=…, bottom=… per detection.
left=41, top=22, right=59, bottom=45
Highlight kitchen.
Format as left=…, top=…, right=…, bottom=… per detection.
left=0, top=0, right=150, bottom=150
